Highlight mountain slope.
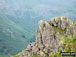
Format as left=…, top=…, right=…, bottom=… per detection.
left=0, top=13, right=35, bottom=57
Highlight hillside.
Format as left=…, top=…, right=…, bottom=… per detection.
left=0, top=12, right=35, bottom=57
left=14, top=16, right=76, bottom=57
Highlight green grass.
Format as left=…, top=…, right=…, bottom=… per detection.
left=73, top=21, right=76, bottom=24
left=13, top=52, right=23, bottom=57
left=53, top=26, right=66, bottom=36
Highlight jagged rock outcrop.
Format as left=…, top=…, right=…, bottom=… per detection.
left=14, top=16, right=76, bottom=57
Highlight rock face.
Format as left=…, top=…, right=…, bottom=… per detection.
left=14, top=16, right=76, bottom=57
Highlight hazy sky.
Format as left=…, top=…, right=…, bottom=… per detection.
left=0, top=0, right=76, bottom=20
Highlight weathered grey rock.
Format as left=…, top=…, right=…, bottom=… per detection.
left=26, top=42, right=36, bottom=51
left=36, top=30, right=42, bottom=44
left=41, top=23, right=55, bottom=47
left=55, top=32, right=61, bottom=45
left=23, top=56, right=27, bottom=57
left=32, top=46, right=39, bottom=55
left=49, top=16, right=73, bottom=30
left=65, top=26, right=73, bottom=37
left=51, top=17, right=61, bottom=27
left=58, top=45, right=64, bottom=52
left=50, top=18, right=57, bottom=27
left=26, top=44, right=32, bottom=51
left=30, top=42, right=36, bottom=47
left=43, top=48, right=49, bottom=54
left=38, top=20, right=45, bottom=31
left=22, top=50, right=31, bottom=57
left=60, top=16, right=68, bottom=29
left=38, top=44, right=44, bottom=50
left=73, top=23, right=76, bottom=37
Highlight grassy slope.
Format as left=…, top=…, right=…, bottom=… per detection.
left=0, top=13, right=35, bottom=57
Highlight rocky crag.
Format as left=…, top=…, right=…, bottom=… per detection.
left=14, top=16, right=76, bottom=57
